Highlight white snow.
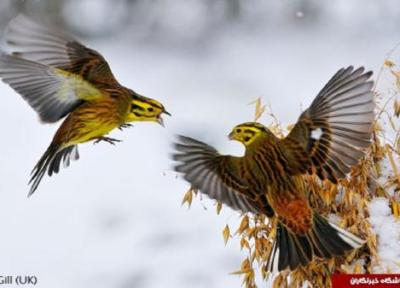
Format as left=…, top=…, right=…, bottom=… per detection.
left=368, top=197, right=400, bottom=273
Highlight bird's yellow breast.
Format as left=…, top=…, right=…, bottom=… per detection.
left=67, top=121, right=119, bottom=145
left=56, top=98, right=130, bottom=146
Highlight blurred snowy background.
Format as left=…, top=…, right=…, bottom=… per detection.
left=0, top=1, right=399, bottom=287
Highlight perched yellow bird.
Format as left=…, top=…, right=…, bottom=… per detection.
left=173, top=66, right=374, bottom=272
left=0, top=15, right=170, bottom=196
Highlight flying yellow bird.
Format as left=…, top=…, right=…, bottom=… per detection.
left=173, top=66, right=374, bottom=272
left=0, top=15, right=170, bottom=195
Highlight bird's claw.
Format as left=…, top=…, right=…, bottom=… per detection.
left=118, top=123, right=133, bottom=131
left=93, top=137, right=122, bottom=145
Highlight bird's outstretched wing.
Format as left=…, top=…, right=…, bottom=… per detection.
left=0, top=53, right=104, bottom=123
left=5, top=14, right=118, bottom=86
left=280, top=66, right=374, bottom=183
left=173, top=135, right=274, bottom=216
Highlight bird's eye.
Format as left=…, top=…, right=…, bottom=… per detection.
left=147, top=107, right=154, bottom=112
left=236, top=129, right=242, bottom=133
left=244, top=136, right=250, bottom=142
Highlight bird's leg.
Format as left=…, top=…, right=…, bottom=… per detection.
left=118, top=123, right=133, bottom=131
left=93, top=137, right=122, bottom=145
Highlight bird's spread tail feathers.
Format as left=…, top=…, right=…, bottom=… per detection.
left=266, top=212, right=365, bottom=272
left=28, top=144, right=79, bottom=196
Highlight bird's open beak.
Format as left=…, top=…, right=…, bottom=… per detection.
left=157, top=110, right=171, bottom=127
left=228, top=132, right=234, bottom=140
left=157, top=116, right=165, bottom=127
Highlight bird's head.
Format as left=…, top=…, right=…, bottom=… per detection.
left=127, top=94, right=171, bottom=126
left=228, top=122, right=268, bottom=146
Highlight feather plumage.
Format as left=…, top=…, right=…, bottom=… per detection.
left=172, top=66, right=373, bottom=272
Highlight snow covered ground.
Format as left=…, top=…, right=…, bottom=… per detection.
left=0, top=4, right=399, bottom=288
left=369, top=197, right=400, bottom=273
